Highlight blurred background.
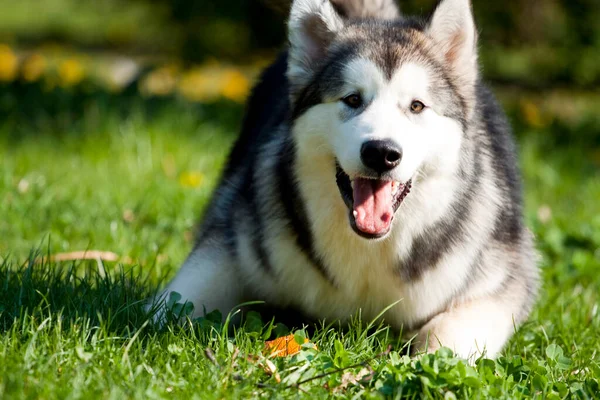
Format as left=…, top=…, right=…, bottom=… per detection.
left=0, top=0, right=598, bottom=273
left=1, top=0, right=599, bottom=107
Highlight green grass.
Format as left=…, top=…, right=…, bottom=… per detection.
left=0, top=0, right=178, bottom=52
left=1, top=81, right=599, bottom=398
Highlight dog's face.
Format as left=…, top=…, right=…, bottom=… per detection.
left=288, top=0, right=478, bottom=239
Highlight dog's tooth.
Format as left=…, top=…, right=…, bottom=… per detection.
left=353, top=210, right=358, bottom=218
left=392, top=181, right=400, bottom=195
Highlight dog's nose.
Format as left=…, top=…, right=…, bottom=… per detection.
left=360, top=140, right=402, bottom=173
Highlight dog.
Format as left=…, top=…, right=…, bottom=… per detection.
left=156, top=0, right=539, bottom=360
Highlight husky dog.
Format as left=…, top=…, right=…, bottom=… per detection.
left=159, top=0, right=539, bottom=359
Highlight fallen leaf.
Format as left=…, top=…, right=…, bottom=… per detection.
left=35, top=250, right=133, bottom=264
left=262, top=359, right=281, bottom=383
left=263, top=334, right=311, bottom=357
left=334, top=367, right=373, bottom=392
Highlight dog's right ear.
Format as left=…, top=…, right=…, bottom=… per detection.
left=287, top=0, right=345, bottom=99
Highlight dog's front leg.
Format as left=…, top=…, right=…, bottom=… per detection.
left=414, top=297, right=517, bottom=361
left=152, top=244, right=244, bottom=323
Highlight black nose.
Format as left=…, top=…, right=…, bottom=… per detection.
left=360, top=140, right=402, bottom=173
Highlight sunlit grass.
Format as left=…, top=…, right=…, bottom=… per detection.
left=0, top=95, right=239, bottom=271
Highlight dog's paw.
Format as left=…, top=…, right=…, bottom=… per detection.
left=411, top=328, right=442, bottom=356
left=410, top=307, right=504, bottom=363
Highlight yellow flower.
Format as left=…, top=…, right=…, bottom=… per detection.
left=22, top=53, right=46, bottom=82
left=179, top=171, right=204, bottom=188
left=178, top=68, right=221, bottom=102
left=220, top=68, right=250, bottom=103
left=0, top=44, right=18, bottom=82
left=520, top=99, right=544, bottom=129
left=140, top=65, right=179, bottom=97
left=58, top=58, right=85, bottom=86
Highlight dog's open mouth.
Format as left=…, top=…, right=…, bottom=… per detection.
left=336, top=164, right=411, bottom=239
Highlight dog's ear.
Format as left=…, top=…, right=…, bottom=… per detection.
left=287, top=0, right=345, bottom=99
left=330, top=0, right=399, bottom=20
left=427, top=0, right=478, bottom=90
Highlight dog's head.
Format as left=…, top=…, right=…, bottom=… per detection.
left=287, top=0, right=478, bottom=239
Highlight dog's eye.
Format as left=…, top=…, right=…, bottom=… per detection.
left=342, top=93, right=363, bottom=109
left=410, top=100, right=425, bottom=114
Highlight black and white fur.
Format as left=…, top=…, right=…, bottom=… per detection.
left=158, top=0, right=539, bottom=360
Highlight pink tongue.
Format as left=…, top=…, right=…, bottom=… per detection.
left=352, top=178, right=394, bottom=235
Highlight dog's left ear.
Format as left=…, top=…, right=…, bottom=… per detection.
left=427, top=0, right=478, bottom=90
left=287, top=0, right=345, bottom=99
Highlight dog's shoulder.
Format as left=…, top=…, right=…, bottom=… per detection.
left=221, top=52, right=291, bottom=178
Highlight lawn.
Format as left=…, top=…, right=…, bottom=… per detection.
left=1, top=79, right=599, bottom=398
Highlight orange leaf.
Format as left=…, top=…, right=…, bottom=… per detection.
left=263, top=334, right=310, bottom=357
